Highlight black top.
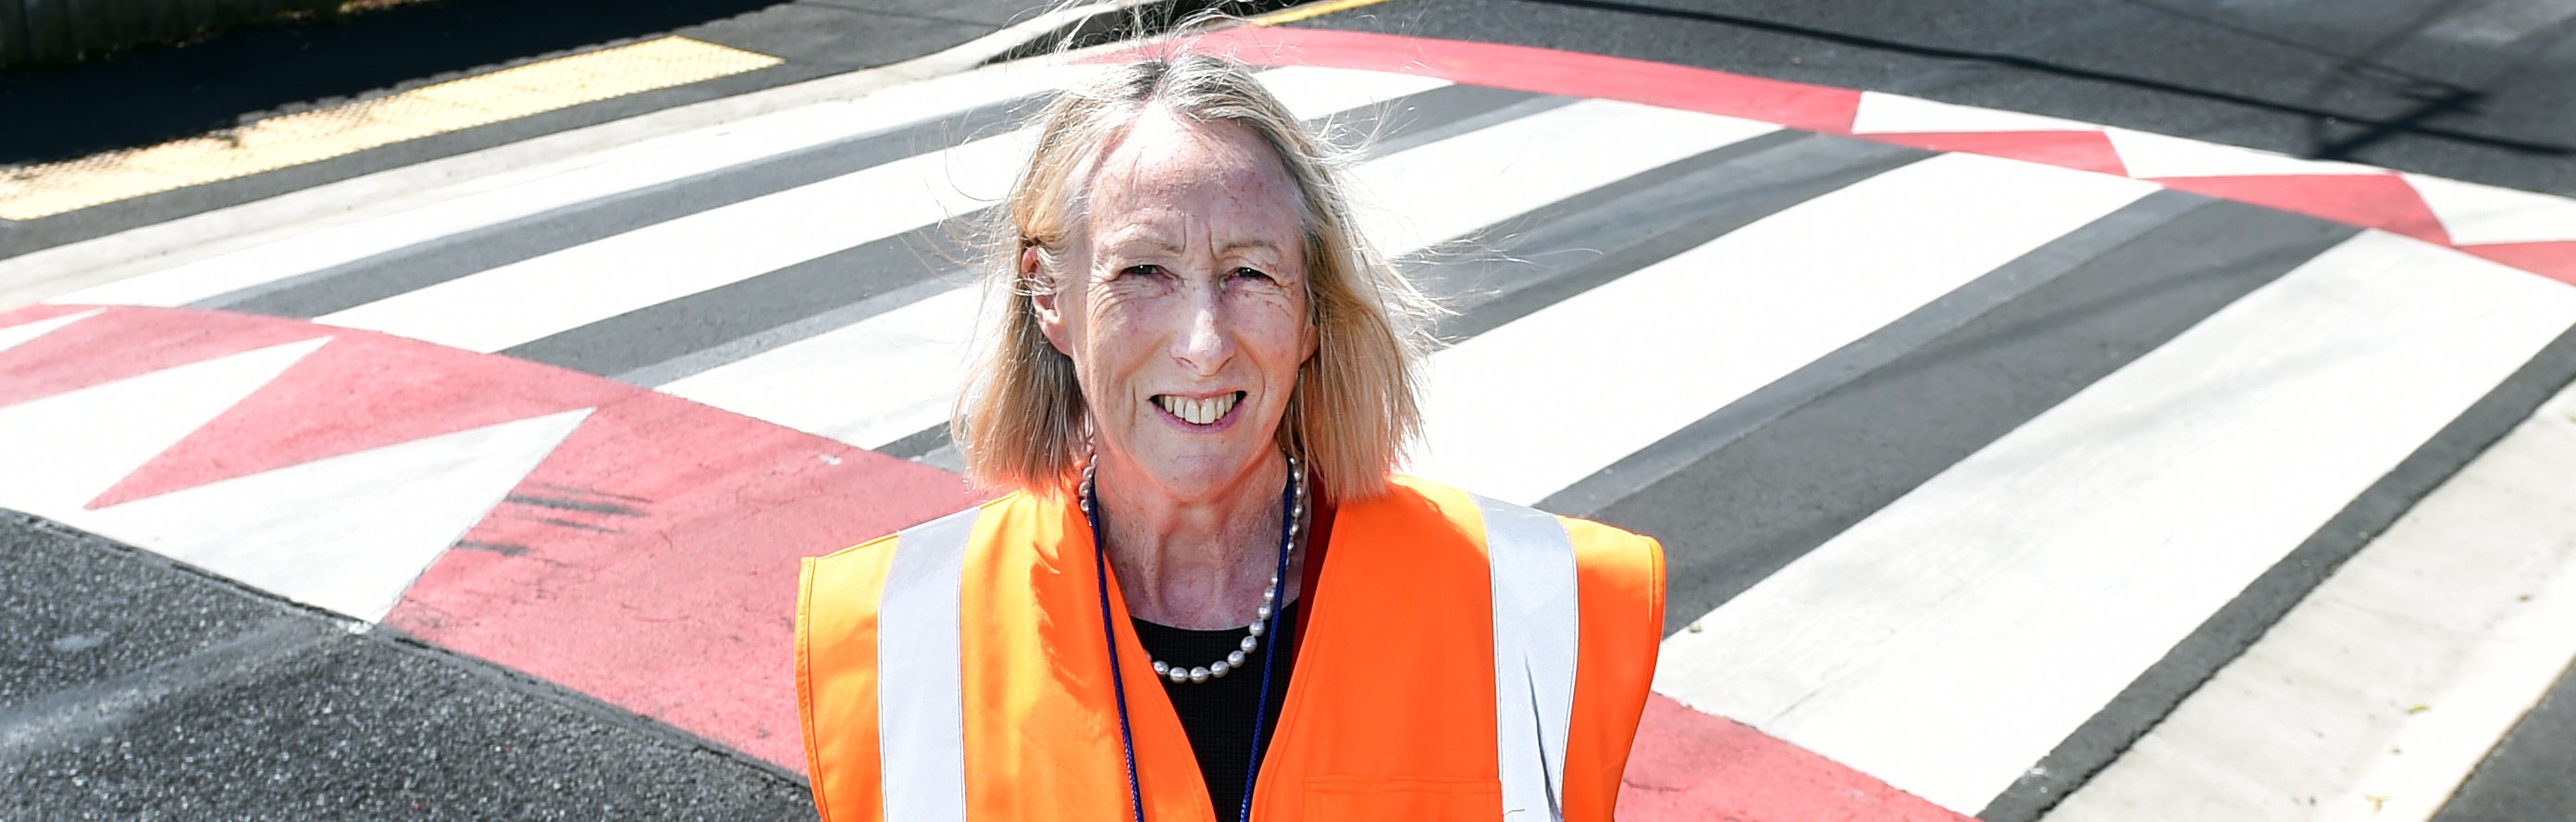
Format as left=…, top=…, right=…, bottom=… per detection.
left=1130, top=599, right=1298, bottom=822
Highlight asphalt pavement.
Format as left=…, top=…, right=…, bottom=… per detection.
left=2445, top=658, right=2576, bottom=821
left=1298, top=0, right=2576, bottom=198
left=0, top=513, right=814, bottom=821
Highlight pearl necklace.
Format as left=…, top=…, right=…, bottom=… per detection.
left=1081, top=455, right=1303, bottom=686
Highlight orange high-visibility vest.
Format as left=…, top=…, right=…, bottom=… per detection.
left=796, top=476, right=1664, bottom=821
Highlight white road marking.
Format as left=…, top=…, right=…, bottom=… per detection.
left=0, top=309, right=102, bottom=355
left=1849, top=91, right=2100, bottom=134
left=658, top=97, right=1781, bottom=449
left=1406, top=152, right=2157, bottom=505
left=2105, top=128, right=2386, bottom=180
left=658, top=285, right=982, bottom=448
left=2403, top=172, right=2576, bottom=246
left=2043, top=382, right=2576, bottom=822
left=0, top=337, right=330, bottom=516
left=312, top=129, right=1030, bottom=353
left=1346, top=97, right=1784, bottom=255
left=1651, top=230, right=2576, bottom=814
left=312, top=67, right=1450, bottom=354
left=48, top=62, right=1102, bottom=309
left=57, top=409, right=592, bottom=622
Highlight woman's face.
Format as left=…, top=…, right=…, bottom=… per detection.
left=1034, top=107, right=1317, bottom=504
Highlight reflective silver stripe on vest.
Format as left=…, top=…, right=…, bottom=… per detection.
left=1476, top=494, right=1580, bottom=821
left=876, top=506, right=978, bottom=822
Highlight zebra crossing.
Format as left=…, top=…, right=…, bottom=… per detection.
left=1659, top=227, right=2576, bottom=812
left=6, top=25, right=2576, bottom=822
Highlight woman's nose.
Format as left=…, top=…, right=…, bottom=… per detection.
left=1172, top=288, right=1232, bottom=374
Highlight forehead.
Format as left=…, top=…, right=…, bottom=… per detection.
left=1081, top=107, right=1305, bottom=240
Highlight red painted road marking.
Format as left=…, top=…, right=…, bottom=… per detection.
left=90, top=329, right=627, bottom=508
left=1621, top=694, right=1974, bottom=822
left=390, top=392, right=973, bottom=768
left=0, top=306, right=326, bottom=408
left=2152, top=173, right=2454, bottom=244
left=1131, top=26, right=1865, bottom=132
left=1871, top=131, right=2130, bottom=177
left=2461, top=241, right=2576, bottom=288
left=0, top=304, right=976, bottom=770
left=0, top=303, right=100, bottom=330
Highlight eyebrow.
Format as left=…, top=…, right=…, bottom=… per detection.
left=1108, top=235, right=1184, bottom=254
left=1106, top=234, right=1287, bottom=255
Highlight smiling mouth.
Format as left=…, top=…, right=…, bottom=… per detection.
left=1152, top=392, right=1245, bottom=426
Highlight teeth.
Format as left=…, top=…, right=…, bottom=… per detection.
left=1157, top=393, right=1238, bottom=426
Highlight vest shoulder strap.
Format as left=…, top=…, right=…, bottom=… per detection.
left=799, top=504, right=983, bottom=822
left=1467, top=492, right=1581, bottom=821
left=873, top=505, right=978, bottom=822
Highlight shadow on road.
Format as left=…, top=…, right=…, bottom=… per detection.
left=0, top=0, right=793, bottom=167
left=1518, top=0, right=2574, bottom=162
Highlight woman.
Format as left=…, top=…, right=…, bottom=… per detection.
left=797, top=52, right=1665, bottom=821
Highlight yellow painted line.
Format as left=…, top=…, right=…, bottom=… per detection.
left=0, top=37, right=781, bottom=221
left=1254, top=0, right=1399, bottom=26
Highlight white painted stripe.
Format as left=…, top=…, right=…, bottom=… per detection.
left=0, top=308, right=102, bottom=355
left=1479, top=495, right=1579, bottom=821
left=1850, top=92, right=2101, bottom=134
left=0, top=337, right=329, bottom=517
left=1245, top=64, right=1455, bottom=114
left=658, top=286, right=980, bottom=448
left=50, top=62, right=1100, bottom=309
left=2404, top=172, right=2576, bottom=246
left=1349, top=98, right=1783, bottom=256
left=875, top=505, right=977, bottom=822
left=58, top=409, right=591, bottom=622
left=1407, top=152, right=2159, bottom=504
left=2043, top=381, right=2576, bottom=822
left=658, top=97, right=1778, bottom=448
left=2105, top=128, right=2386, bottom=180
left=1653, top=230, right=2576, bottom=814
left=312, top=67, right=1450, bottom=354
left=313, top=129, right=1029, bottom=353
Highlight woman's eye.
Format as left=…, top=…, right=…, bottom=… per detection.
left=1232, top=267, right=1274, bottom=281
left=1121, top=264, right=1163, bottom=278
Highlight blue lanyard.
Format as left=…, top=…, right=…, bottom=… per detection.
left=1087, top=471, right=1297, bottom=822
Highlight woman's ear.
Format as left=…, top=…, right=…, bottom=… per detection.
left=1028, top=246, right=1073, bottom=355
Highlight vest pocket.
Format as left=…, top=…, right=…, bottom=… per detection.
left=1300, top=776, right=1504, bottom=820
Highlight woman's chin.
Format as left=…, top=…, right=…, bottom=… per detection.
left=1107, top=447, right=1278, bottom=503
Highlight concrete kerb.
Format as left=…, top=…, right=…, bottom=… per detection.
left=0, top=0, right=1209, bottom=311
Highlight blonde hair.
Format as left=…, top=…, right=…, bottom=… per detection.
left=951, top=53, right=1439, bottom=499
